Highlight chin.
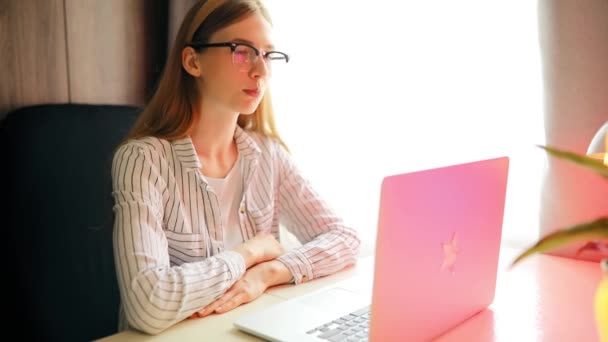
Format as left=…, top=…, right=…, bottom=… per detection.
left=234, top=94, right=263, bottom=115
left=238, top=101, right=262, bottom=115
left=238, top=108, right=257, bottom=115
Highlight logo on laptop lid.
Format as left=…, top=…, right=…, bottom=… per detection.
left=441, top=232, right=459, bottom=275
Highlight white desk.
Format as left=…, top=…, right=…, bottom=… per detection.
left=98, top=245, right=603, bottom=342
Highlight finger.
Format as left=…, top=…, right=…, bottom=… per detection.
left=198, top=300, right=220, bottom=317
left=199, top=291, right=236, bottom=317
left=215, top=292, right=245, bottom=314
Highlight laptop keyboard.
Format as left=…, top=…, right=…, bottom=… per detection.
left=305, top=305, right=371, bottom=342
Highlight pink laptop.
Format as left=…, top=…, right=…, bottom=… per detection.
left=234, top=156, right=509, bottom=341
left=370, top=156, right=509, bottom=341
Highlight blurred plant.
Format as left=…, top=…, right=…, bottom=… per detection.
left=511, top=145, right=608, bottom=267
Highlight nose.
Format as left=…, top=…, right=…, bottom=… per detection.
left=249, top=55, right=270, bottom=79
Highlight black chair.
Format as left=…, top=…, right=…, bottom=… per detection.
left=1, top=104, right=140, bottom=341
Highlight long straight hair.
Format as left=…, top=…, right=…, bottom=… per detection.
left=124, top=0, right=287, bottom=149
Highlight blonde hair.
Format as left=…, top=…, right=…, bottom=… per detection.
left=124, top=0, right=287, bottom=149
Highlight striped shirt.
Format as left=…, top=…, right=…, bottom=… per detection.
left=111, top=126, right=361, bottom=335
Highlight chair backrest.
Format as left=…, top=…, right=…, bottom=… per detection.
left=1, top=104, right=140, bottom=341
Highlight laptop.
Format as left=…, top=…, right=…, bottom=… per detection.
left=234, top=156, right=509, bottom=341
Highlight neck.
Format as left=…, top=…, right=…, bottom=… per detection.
left=190, top=105, right=240, bottom=177
left=191, top=101, right=240, bottom=154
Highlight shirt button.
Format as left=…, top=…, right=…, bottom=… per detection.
left=239, top=206, right=246, bottom=214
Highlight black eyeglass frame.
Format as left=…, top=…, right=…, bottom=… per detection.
left=186, top=41, right=290, bottom=63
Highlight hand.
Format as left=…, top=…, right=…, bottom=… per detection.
left=190, top=260, right=293, bottom=319
left=233, top=233, right=286, bottom=268
left=191, top=262, right=269, bottom=318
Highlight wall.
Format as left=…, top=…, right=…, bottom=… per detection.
left=0, top=0, right=167, bottom=120
left=538, top=0, right=608, bottom=261
left=0, top=0, right=69, bottom=118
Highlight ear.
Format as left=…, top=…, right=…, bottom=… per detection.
left=182, top=47, right=203, bottom=77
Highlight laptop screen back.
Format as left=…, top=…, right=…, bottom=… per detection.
left=370, top=156, right=509, bottom=341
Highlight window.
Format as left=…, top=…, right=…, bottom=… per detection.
left=266, top=0, right=544, bottom=250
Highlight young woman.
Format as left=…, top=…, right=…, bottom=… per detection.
left=111, top=0, right=360, bottom=335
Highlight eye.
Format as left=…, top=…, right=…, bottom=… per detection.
left=233, top=45, right=255, bottom=63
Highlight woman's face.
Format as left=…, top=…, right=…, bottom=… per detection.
left=197, top=12, right=275, bottom=116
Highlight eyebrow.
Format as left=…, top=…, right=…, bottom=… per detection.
left=230, top=38, right=275, bottom=50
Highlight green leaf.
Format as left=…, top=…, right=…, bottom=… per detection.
left=539, top=145, right=608, bottom=179
left=510, top=218, right=608, bottom=268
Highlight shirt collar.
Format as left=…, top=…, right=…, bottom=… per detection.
left=171, top=126, right=261, bottom=173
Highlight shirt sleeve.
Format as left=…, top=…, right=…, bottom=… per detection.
left=274, top=144, right=361, bottom=284
left=111, top=142, right=246, bottom=335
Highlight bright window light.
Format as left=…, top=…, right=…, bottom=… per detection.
left=266, top=0, right=544, bottom=251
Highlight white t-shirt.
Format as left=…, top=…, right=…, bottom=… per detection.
left=205, top=157, right=244, bottom=249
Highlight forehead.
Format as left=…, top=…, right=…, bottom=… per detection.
left=210, top=12, right=274, bottom=48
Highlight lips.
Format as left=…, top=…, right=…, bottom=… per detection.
left=243, top=88, right=260, bottom=97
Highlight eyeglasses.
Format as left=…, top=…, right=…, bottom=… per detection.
left=186, top=41, right=289, bottom=72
